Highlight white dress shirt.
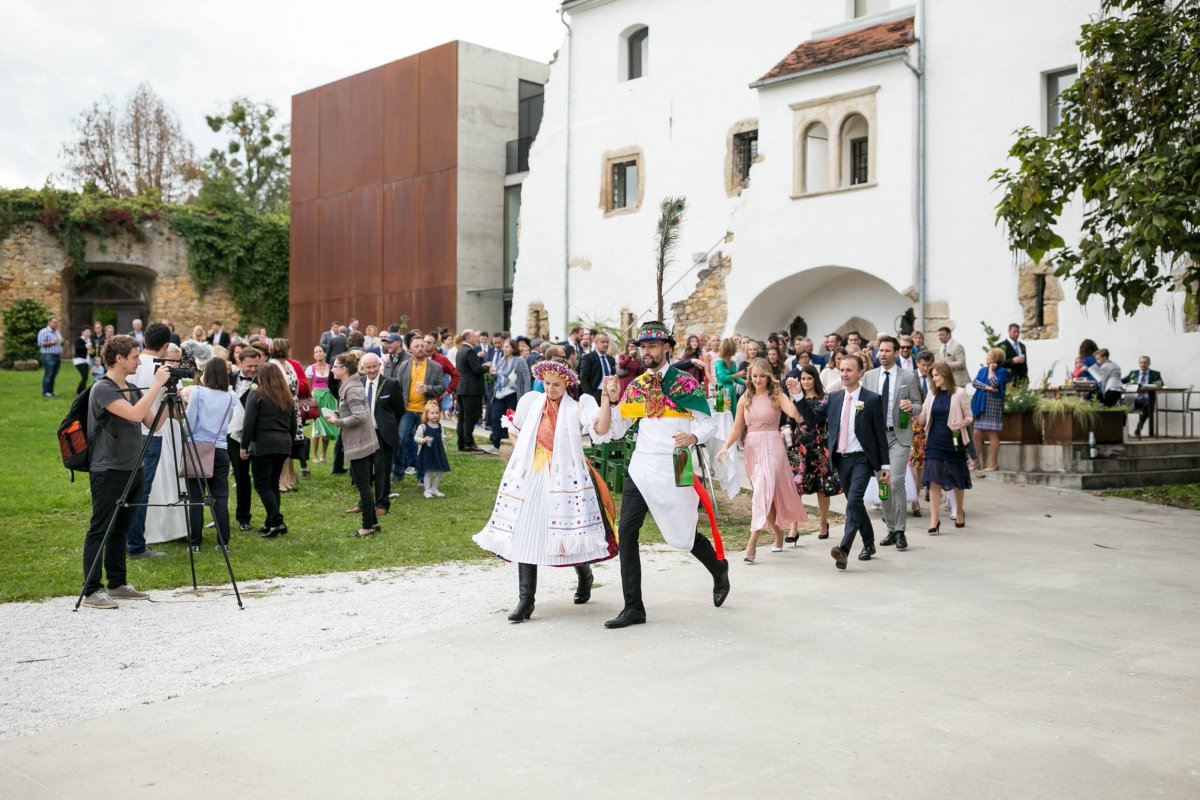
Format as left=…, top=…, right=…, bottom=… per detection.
left=364, top=375, right=381, bottom=417
left=840, top=386, right=889, bottom=470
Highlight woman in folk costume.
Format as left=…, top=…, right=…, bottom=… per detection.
left=472, top=358, right=622, bottom=623
left=603, top=322, right=730, bottom=630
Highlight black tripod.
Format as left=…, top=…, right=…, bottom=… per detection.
left=74, top=379, right=244, bottom=610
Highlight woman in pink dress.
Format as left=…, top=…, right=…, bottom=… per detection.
left=716, top=358, right=809, bottom=562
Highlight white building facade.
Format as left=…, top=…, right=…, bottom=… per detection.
left=511, top=0, right=1199, bottom=393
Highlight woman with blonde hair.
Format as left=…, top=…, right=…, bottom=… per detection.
left=716, top=358, right=808, bottom=562
left=921, top=361, right=973, bottom=533
left=971, top=347, right=1010, bottom=471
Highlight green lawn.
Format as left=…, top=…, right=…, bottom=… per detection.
left=1104, top=484, right=1200, bottom=511
left=7, top=369, right=785, bottom=602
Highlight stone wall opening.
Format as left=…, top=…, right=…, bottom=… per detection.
left=69, top=268, right=152, bottom=336
left=1017, top=260, right=1063, bottom=339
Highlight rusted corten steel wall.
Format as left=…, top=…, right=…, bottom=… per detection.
left=290, top=42, right=458, bottom=352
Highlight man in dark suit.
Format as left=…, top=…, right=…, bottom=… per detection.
left=1124, top=355, right=1163, bottom=437
left=1000, top=323, right=1029, bottom=384
left=455, top=329, right=488, bottom=452
left=208, top=321, right=231, bottom=350
left=356, top=353, right=406, bottom=515
left=319, top=321, right=340, bottom=352
left=578, top=332, right=616, bottom=402
left=811, top=353, right=890, bottom=569
left=326, top=327, right=349, bottom=363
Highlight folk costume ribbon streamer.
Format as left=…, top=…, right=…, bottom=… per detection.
left=619, top=366, right=724, bottom=559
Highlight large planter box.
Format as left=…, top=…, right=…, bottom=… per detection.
left=1000, top=411, right=1041, bottom=444
left=1039, top=412, right=1126, bottom=444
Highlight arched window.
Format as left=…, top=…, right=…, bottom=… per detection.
left=803, top=122, right=830, bottom=193
left=839, top=114, right=870, bottom=186
left=621, top=25, right=649, bottom=81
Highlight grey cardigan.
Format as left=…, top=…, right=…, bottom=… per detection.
left=333, top=377, right=379, bottom=461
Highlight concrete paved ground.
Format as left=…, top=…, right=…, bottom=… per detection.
left=1, top=479, right=1198, bottom=799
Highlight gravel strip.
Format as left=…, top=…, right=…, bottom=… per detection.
left=0, top=551, right=686, bottom=740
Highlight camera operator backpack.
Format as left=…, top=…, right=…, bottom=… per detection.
left=57, top=380, right=110, bottom=481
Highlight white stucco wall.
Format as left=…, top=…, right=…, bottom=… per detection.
left=514, top=0, right=1199, bottom=393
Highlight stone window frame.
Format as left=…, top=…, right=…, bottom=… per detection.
left=600, top=146, right=645, bottom=217
left=1018, top=261, right=1064, bottom=340
left=791, top=85, right=879, bottom=199
left=725, top=119, right=763, bottom=198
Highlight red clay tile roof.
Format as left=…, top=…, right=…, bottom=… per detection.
left=757, top=16, right=915, bottom=85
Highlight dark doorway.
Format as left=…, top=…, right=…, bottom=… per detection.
left=70, top=273, right=149, bottom=337
left=788, top=316, right=808, bottom=339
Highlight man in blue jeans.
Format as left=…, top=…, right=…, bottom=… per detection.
left=125, top=322, right=173, bottom=559
left=37, top=316, right=64, bottom=397
left=392, top=337, right=445, bottom=483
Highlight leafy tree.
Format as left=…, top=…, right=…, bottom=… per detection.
left=60, top=83, right=198, bottom=202
left=205, top=99, right=290, bottom=214
left=991, top=0, right=1199, bottom=319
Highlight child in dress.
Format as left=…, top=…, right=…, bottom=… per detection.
left=415, top=400, right=451, bottom=498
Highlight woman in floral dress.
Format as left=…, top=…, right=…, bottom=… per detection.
left=784, top=364, right=841, bottom=542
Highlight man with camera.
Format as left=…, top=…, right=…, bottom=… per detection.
left=125, top=322, right=174, bottom=559
left=227, top=346, right=262, bottom=532
left=82, top=335, right=172, bottom=608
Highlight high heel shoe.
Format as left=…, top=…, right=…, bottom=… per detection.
left=954, top=513, right=966, bottom=529
left=928, top=521, right=941, bottom=535
left=817, top=525, right=829, bottom=540
left=784, top=534, right=798, bottom=544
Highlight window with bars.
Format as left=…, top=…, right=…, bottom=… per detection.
left=733, top=130, right=758, bottom=187
left=850, top=137, right=869, bottom=185
left=612, top=160, right=638, bottom=209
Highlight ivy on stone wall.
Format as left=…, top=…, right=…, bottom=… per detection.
left=0, top=187, right=288, bottom=332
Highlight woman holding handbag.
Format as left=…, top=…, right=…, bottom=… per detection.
left=182, top=358, right=237, bottom=552
left=920, top=361, right=973, bottom=533
left=241, top=361, right=297, bottom=539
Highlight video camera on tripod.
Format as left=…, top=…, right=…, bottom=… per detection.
left=152, top=354, right=198, bottom=385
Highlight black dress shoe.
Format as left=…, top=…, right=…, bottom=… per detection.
left=858, top=545, right=876, bottom=561
left=604, top=608, right=647, bottom=628
left=830, top=546, right=848, bottom=570
left=712, top=559, right=730, bottom=607
left=896, top=532, right=908, bottom=551
left=260, top=524, right=288, bottom=539
left=879, top=531, right=898, bottom=547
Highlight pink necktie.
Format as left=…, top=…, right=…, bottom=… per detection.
left=838, top=392, right=852, bottom=453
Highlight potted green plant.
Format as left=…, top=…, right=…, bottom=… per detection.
left=1000, top=381, right=1041, bottom=443
left=1092, top=401, right=1128, bottom=444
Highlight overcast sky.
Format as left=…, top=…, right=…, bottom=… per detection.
left=0, top=0, right=566, bottom=188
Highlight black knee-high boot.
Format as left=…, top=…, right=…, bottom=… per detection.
left=509, top=563, right=537, bottom=622
left=573, top=564, right=594, bottom=604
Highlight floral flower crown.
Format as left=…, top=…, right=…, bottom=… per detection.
left=532, top=359, right=579, bottom=388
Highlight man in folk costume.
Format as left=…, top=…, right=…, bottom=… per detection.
left=472, top=358, right=622, bottom=622
left=604, top=321, right=730, bottom=629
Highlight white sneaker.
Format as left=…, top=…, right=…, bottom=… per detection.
left=433, top=490, right=445, bottom=497
left=481, top=446, right=501, bottom=455
left=82, top=591, right=118, bottom=609
left=405, top=467, right=417, bottom=476
left=423, top=491, right=434, bottom=499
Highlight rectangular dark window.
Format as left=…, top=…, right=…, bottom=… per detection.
left=628, top=28, right=649, bottom=80
left=733, top=130, right=758, bottom=187
left=613, top=160, right=638, bottom=209
left=850, top=137, right=869, bottom=185
left=504, top=185, right=521, bottom=289
left=518, top=80, right=544, bottom=141
left=1035, top=274, right=1046, bottom=327
left=1045, top=67, right=1077, bottom=131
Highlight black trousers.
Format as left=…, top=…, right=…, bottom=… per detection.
left=349, top=456, right=379, bottom=528
left=835, top=452, right=875, bottom=553
left=186, top=448, right=231, bottom=547
left=331, top=434, right=346, bottom=473
left=229, top=436, right=252, bottom=524
left=250, top=453, right=286, bottom=528
left=457, top=394, right=482, bottom=450
left=616, top=474, right=722, bottom=612
left=74, top=362, right=90, bottom=394
left=1134, top=395, right=1155, bottom=433
left=372, top=440, right=394, bottom=510
left=487, top=394, right=517, bottom=448
left=83, top=468, right=143, bottom=595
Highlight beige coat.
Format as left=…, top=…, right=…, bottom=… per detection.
left=919, top=387, right=974, bottom=445
left=332, top=378, right=379, bottom=461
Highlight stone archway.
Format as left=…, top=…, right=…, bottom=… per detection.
left=69, top=269, right=151, bottom=336
left=732, top=266, right=912, bottom=340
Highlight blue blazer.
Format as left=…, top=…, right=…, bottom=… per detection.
left=810, top=387, right=889, bottom=472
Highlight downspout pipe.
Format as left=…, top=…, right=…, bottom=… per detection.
left=904, top=0, right=927, bottom=336
left=560, top=7, right=573, bottom=336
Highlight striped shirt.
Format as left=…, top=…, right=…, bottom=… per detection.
left=37, top=326, right=63, bottom=355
